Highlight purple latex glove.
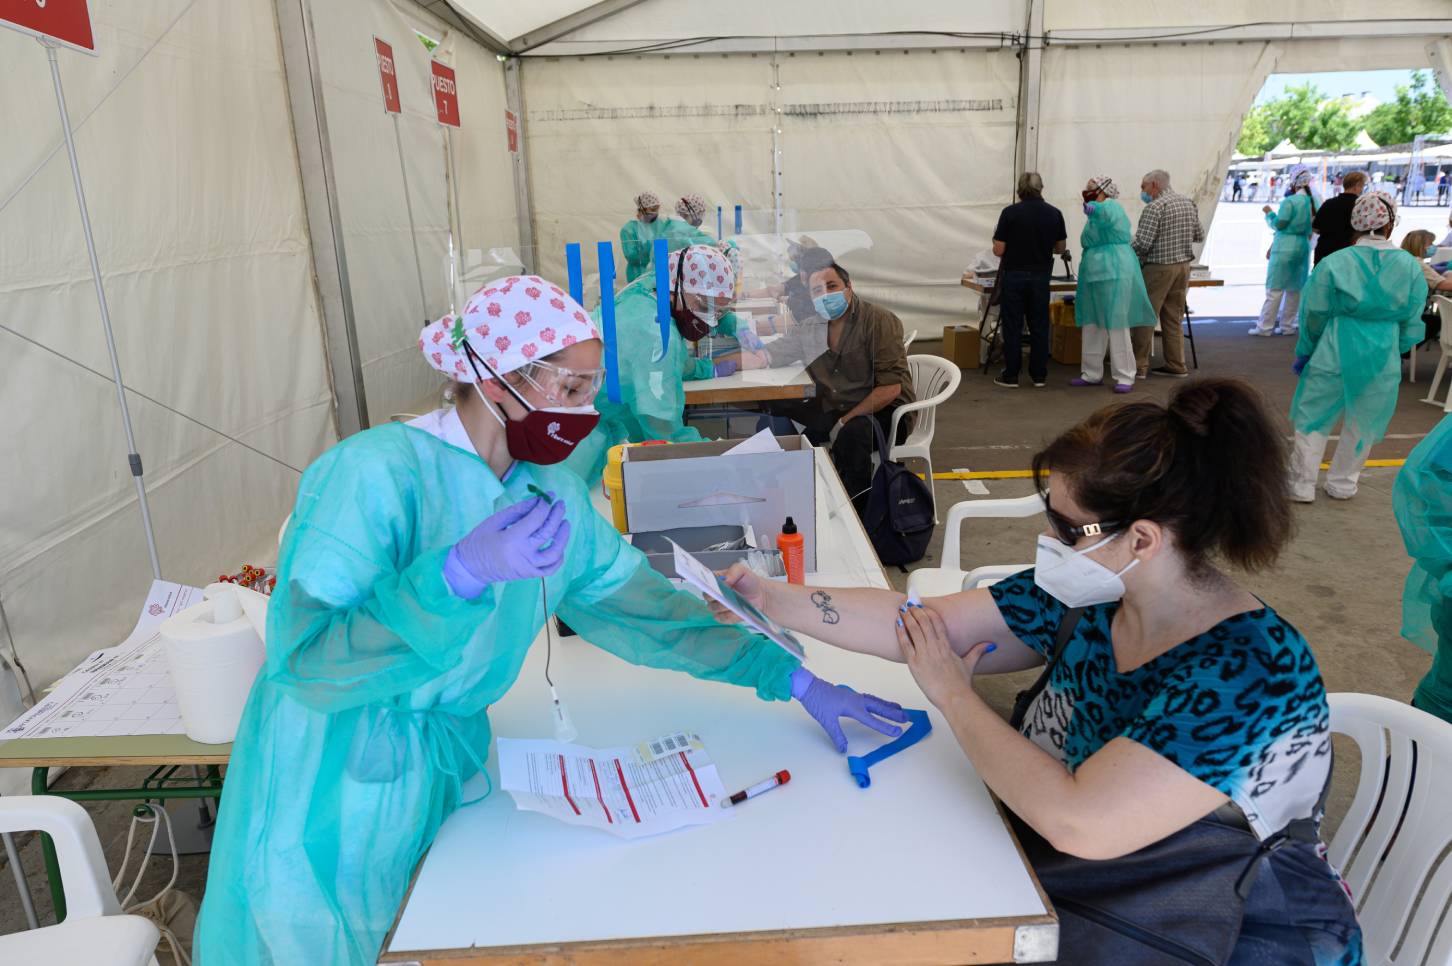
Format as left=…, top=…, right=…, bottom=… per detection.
left=791, top=667, right=908, bottom=753
left=1291, top=354, right=1309, bottom=376
left=444, top=494, right=569, bottom=598
left=713, top=359, right=739, bottom=378
left=737, top=329, right=765, bottom=351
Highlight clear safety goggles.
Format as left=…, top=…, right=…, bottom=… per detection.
left=511, top=359, right=605, bottom=409
left=682, top=291, right=734, bottom=322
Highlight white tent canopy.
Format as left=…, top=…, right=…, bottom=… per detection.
left=1269, top=139, right=1304, bottom=157
left=2, top=2, right=1451, bottom=757
left=1355, top=129, right=1380, bottom=150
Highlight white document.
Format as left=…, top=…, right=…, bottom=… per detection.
left=723, top=428, right=784, bottom=457
left=1, top=581, right=204, bottom=740
left=497, top=731, right=729, bottom=839
left=742, top=363, right=806, bottom=386
left=668, top=540, right=806, bottom=659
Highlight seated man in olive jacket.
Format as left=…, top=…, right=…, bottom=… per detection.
left=734, top=261, right=916, bottom=514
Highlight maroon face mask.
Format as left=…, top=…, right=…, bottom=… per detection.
left=671, top=247, right=713, bottom=342
left=463, top=345, right=600, bottom=465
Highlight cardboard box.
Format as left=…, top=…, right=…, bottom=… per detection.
left=942, top=325, right=981, bottom=369
left=1049, top=300, right=1081, bottom=365
left=622, top=436, right=817, bottom=571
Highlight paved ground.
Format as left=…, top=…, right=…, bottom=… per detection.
left=3, top=261, right=1447, bottom=949
left=1189, top=198, right=1450, bottom=320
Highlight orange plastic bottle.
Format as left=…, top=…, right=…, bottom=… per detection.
left=779, top=517, right=805, bottom=585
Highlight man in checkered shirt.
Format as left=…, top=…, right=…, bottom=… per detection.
left=1131, top=169, right=1205, bottom=379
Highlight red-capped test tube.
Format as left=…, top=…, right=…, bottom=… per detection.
left=725, top=770, right=791, bottom=807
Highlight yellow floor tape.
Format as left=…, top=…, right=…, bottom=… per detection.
left=929, top=459, right=1407, bottom=481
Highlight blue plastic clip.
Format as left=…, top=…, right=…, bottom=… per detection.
left=565, top=242, right=584, bottom=306
left=847, top=708, right=932, bottom=789
left=597, top=241, right=621, bottom=404
left=652, top=237, right=670, bottom=362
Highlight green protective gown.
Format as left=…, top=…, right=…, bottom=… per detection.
left=194, top=422, right=798, bottom=965
left=662, top=218, right=719, bottom=253
left=1290, top=244, right=1427, bottom=446
left=1264, top=193, right=1315, bottom=292
left=563, top=277, right=708, bottom=484
left=619, top=215, right=705, bottom=282
left=1075, top=199, right=1157, bottom=330
left=1395, top=413, right=1452, bottom=723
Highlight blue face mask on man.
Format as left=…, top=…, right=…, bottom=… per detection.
left=1140, top=190, right=1154, bottom=204
left=813, top=291, right=849, bottom=321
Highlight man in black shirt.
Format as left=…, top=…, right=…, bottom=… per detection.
left=1313, top=171, right=1365, bottom=265
left=991, top=172, right=1067, bottom=387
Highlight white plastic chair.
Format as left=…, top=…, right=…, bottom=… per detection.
left=1420, top=296, right=1452, bottom=412
left=887, top=355, right=963, bottom=522
left=906, top=493, right=1042, bottom=600
left=1327, top=692, right=1452, bottom=965
left=0, top=797, right=160, bottom=966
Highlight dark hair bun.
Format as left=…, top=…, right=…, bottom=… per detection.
left=1032, top=378, right=1293, bottom=573
left=1168, top=383, right=1219, bottom=438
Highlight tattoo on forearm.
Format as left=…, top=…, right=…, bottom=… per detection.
left=810, top=590, right=840, bottom=625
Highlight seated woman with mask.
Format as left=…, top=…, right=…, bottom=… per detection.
left=713, top=379, right=1362, bottom=965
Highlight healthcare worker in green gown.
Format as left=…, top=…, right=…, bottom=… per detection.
left=665, top=192, right=718, bottom=250
left=1251, top=168, right=1317, bottom=336
left=1288, top=190, right=1427, bottom=502
left=194, top=277, right=907, bottom=966
left=564, top=245, right=740, bottom=485
left=1396, top=413, right=1452, bottom=723
left=1069, top=175, right=1157, bottom=393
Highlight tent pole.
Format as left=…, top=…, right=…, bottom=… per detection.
left=392, top=114, right=430, bottom=323
left=1014, top=0, right=1043, bottom=178
left=44, top=42, right=162, bottom=580
left=504, top=58, right=538, bottom=274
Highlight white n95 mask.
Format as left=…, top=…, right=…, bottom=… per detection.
left=1033, top=533, right=1139, bottom=607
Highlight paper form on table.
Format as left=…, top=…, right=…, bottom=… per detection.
left=496, top=731, right=729, bottom=839
left=723, top=428, right=783, bottom=457
left=668, top=539, right=806, bottom=659
left=2, top=581, right=204, bottom=740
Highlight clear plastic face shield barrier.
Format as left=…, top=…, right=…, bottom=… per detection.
left=724, top=228, right=874, bottom=365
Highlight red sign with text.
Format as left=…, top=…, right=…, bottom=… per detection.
left=374, top=37, right=401, bottom=114
left=0, top=0, right=96, bottom=54
left=505, top=110, right=518, bottom=153
left=430, top=60, right=460, bottom=127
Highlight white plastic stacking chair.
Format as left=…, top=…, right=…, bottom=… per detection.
left=1420, top=296, right=1452, bottom=411
left=906, top=493, right=1043, bottom=600
left=886, top=355, right=962, bottom=522
left=0, top=797, right=160, bottom=966
left=1327, top=692, right=1452, bottom=965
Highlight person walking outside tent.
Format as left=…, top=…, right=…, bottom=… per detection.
left=1130, top=169, right=1203, bottom=379
left=1313, top=171, right=1365, bottom=266
left=1396, top=413, right=1452, bottom=726
left=1069, top=176, right=1155, bottom=394
left=195, top=279, right=905, bottom=965
left=1289, top=191, right=1427, bottom=502
left=1232, top=174, right=1244, bottom=202
left=1251, top=168, right=1317, bottom=336
left=991, top=172, right=1067, bottom=389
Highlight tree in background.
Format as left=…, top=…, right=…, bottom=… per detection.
left=1237, top=82, right=1359, bottom=155
left=1364, top=71, right=1452, bottom=147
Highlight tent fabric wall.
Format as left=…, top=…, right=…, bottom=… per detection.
left=527, top=1, right=1023, bottom=51
left=521, top=54, right=777, bottom=289
left=521, top=48, right=1017, bottom=337
left=1044, top=1, right=1451, bottom=30
left=305, top=0, right=519, bottom=425
left=1038, top=43, right=1280, bottom=264
left=0, top=1, right=336, bottom=710
left=777, top=50, right=1019, bottom=336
